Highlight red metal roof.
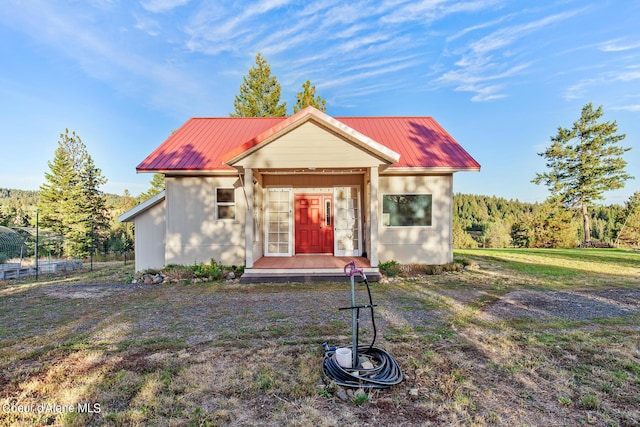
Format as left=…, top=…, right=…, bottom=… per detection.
left=136, top=109, right=480, bottom=172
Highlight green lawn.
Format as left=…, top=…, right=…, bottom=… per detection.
left=455, top=247, right=639, bottom=289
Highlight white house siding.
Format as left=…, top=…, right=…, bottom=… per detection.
left=378, top=174, right=453, bottom=265
left=233, top=122, right=385, bottom=169
left=133, top=199, right=166, bottom=271
left=165, top=176, right=246, bottom=266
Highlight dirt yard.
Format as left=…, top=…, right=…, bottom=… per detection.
left=1, top=256, right=639, bottom=426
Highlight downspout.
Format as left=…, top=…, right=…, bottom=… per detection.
left=237, top=170, right=250, bottom=208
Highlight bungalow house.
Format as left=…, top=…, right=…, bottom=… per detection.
left=119, top=107, right=480, bottom=281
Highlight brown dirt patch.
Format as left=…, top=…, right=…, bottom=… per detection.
left=482, top=288, right=640, bottom=320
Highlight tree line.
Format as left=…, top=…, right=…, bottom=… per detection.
left=453, top=193, right=639, bottom=248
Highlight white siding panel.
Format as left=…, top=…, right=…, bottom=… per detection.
left=165, top=176, right=246, bottom=266
left=235, top=122, right=383, bottom=169
left=378, top=175, right=453, bottom=264
left=134, top=199, right=166, bottom=271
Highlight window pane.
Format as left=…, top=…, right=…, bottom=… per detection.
left=217, top=188, right=234, bottom=203
left=382, top=194, right=432, bottom=227
left=217, top=205, right=235, bottom=220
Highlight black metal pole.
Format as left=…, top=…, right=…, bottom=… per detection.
left=35, top=209, right=39, bottom=280
left=90, top=218, right=93, bottom=271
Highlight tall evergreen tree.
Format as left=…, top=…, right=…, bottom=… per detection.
left=532, top=103, right=632, bottom=242
left=38, top=129, right=109, bottom=257
left=293, top=80, right=327, bottom=113
left=231, top=53, right=287, bottom=117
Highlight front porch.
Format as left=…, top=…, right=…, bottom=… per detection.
left=240, top=255, right=380, bottom=283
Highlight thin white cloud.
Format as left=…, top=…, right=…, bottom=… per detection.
left=563, top=79, right=596, bottom=100
left=439, top=61, right=531, bottom=101
left=381, top=0, right=500, bottom=24
left=184, top=0, right=294, bottom=55
left=447, top=13, right=513, bottom=42
left=564, top=67, right=640, bottom=100
left=257, top=14, right=322, bottom=56
left=599, top=39, right=640, bottom=52
left=322, top=61, right=421, bottom=89
left=616, top=71, right=640, bottom=82
left=468, top=10, right=579, bottom=55
left=611, top=104, right=640, bottom=112
left=297, top=0, right=342, bottom=17
left=134, top=14, right=161, bottom=36
left=440, top=9, right=580, bottom=101
left=140, top=0, right=190, bottom=13
left=381, top=0, right=450, bottom=24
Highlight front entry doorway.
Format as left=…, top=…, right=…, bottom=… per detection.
left=295, top=194, right=333, bottom=254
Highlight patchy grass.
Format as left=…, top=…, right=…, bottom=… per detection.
left=1, top=249, right=639, bottom=426
left=455, top=248, right=640, bottom=288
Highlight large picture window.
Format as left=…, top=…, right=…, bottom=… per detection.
left=216, top=188, right=235, bottom=220
left=382, top=194, right=432, bottom=227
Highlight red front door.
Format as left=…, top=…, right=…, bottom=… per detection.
left=295, top=194, right=333, bottom=254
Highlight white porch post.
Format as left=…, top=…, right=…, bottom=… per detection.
left=244, top=168, right=254, bottom=268
left=369, top=166, right=379, bottom=267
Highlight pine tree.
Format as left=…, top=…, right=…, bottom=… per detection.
left=231, top=53, right=287, bottom=117
left=139, top=173, right=165, bottom=202
left=38, top=129, right=109, bottom=258
left=293, top=80, right=327, bottom=113
left=533, top=103, right=632, bottom=242
left=529, top=199, right=579, bottom=248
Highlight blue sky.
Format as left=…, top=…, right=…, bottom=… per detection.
left=1, top=0, right=638, bottom=204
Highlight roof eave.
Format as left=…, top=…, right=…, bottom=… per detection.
left=118, top=190, right=166, bottom=223
left=136, top=169, right=239, bottom=176
left=383, top=166, right=481, bottom=175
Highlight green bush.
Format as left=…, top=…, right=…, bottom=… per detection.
left=192, top=259, right=223, bottom=280
left=160, top=259, right=243, bottom=282
left=379, top=260, right=401, bottom=277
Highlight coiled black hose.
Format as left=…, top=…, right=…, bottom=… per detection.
left=322, top=345, right=404, bottom=389
left=322, top=267, right=403, bottom=389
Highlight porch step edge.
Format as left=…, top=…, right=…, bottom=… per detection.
left=240, top=268, right=380, bottom=284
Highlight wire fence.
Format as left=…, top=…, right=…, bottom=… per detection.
left=0, top=225, right=134, bottom=280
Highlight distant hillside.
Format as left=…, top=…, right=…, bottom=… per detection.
left=0, top=188, right=39, bottom=200
left=0, top=187, right=129, bottom=228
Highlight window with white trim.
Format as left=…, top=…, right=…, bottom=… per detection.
left=216, top=188, right=235, bottom=220
left=266, top=188, right=292, bottom=255
left=382, top=194, right=432, bottom=227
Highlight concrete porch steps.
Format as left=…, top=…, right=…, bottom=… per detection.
left=240, top=267, right=380, bottom=283
left=241, top=255, right=379, bottom=283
